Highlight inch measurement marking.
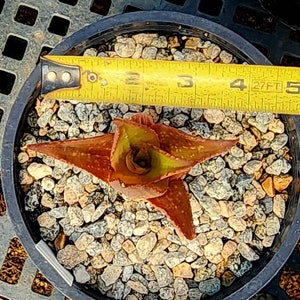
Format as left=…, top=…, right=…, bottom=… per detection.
left=41, top=55, right=300, bottom=115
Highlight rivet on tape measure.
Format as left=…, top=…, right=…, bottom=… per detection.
left=41, top=55, right=300, bottom=115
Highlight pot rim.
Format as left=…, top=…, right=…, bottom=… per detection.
left=1, top=10, right=300, bottom=300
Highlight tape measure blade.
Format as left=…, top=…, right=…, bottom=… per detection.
left=41, top=56, right=300, bottom=115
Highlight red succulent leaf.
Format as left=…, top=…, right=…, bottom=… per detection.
left=109, top=177, right=169, bottom=200
left=152, top=123, right=237, bottom=162
left=27, top=134, right=113, bottom=183
left=130, top=113, right=155, bottom=126
left=147, top=179, right=196, bottom=240
left=110, top=118, right=195, bottom=185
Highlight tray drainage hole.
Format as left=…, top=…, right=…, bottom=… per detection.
left=58, top=0, right=78, bottom=5
left=2, top=35, right=28, bottom=60
left=198, top=0, right=223, bottom=17
left=31, top=271, right=54, bottom=296
left=0, top=0, right=4, bottom=14
left=251, top=43, right=270, bottom=58
left=0, top=70, right=15, bottom=95
left=48, top=15, right=70, bottom=36
left=123, top=5, right=143, bottom=13
left=165, top=0, right=186, bottom=6
left=281, top=54, right=300, bottom=67
left=37, top=45, right=53, bottom=64
left=14, top=5, right=38, bottom=26
left=0, top=237, right=28, bottom=284
left=0, top=179, right=6, bottom=216
left=280, top=267, right=300, bottom=299
left=233, top=6, right=276, bottom=33
left=90, top=0, right=111, bottom=16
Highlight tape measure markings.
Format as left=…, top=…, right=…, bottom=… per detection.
left=41, top=55, right=300, bottom=114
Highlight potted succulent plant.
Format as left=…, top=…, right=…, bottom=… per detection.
left=2, top=10, right=300, bottom=300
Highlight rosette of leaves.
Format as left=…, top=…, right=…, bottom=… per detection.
left=28, top=113, right=237, bottom=240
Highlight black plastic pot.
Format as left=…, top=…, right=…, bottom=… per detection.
left=1, top=10, right=300, bottom=300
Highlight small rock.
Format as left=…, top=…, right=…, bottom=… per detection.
left=159, top=287, right=175, bottom=300
left=54, top=232, right=67, bottom=251
left=86, top=240, right=103, bottom=257
left=101, top=265, right=123, bottom=287
left=270, top=134, right=288, bottom=151
left=27, top=163, right=52, bottom=180
left=273, top=194, right=286, bottom=218
left=185, top=37, right=201, bottom=50
left=165, top=252, right=186, bottom=268
left=68, top=206, right=84, bottom=227
left=122, top=265, right=134, bottom=282
left=83, top=48, right=97, bottom=56
left=221, top=241, right=237, bottom=259
left=151, top=36, right=168, bottom=48
left=82, top=203, right=96, bottom=223
left=266, top=159, right=291, bottom=175
left=243, top=160, right=262, bottom=174
left=127, top=280, right=148, bottom=294
left=204, top=238, right=223, bottom=264
left=237, top=243, right=259, bottom=261
left=228, top=216, right=247, bottom=231
left=239, top=131, right=258, bottom=151
left=198, top=278, right=221, bottom=296
left=203, top=109, right=225, bottom=124
left=136, top=232, right=157, bottom=259
left=220, top=50, right=233, bottom=63
left=132, top=33, right=158, bottom=46
left=152, top=265, right=174, bottom=287
left=142, top=47, right=158, bottom=60
left=174, top=277, right=189, bottom=296
left=37, top=212, right=57, bottom=228
left=85, top=220, right=107, bottom=238
left=49, top=206, right=68, bottom=219
left=57, top=245, right=88, bottom=269
left=122, top=239, right=136, bottom=254
left=268, top=119, right=285, bottom=133
left=75, top=232, right=95, bottom=251
left=261, top=177, right=275, bottom=197
left=172, top=262, right=194, bottom=278
left=91, top=255, right=107, bottom=269
left=73, top=264, right=90, bottom=284
left=273, top=175, right=293, bottom=192
left=189, top=288, right=203, bottom=300
left=266, top=214, right=281, bottom=236
left=114, top=37, right=136, bottom=57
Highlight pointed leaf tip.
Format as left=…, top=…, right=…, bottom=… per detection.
left=147, top=179, right=196, bottom=240
left=152, top=123, right=237, bottom=163
left=26, top=134, right=114, bottom=183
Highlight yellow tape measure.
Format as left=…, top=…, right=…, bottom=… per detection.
left=41, top=55, right=300, bottom=114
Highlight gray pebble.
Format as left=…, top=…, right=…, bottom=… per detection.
left=266, top=214, right=281, bottom=236
left=152, top=265, right=174, bottom=287
left=198, top=278, right=221, bottom=296
left=73, top=264, right=90, bottom=284
left=238, top=243, right=259, bottom=261
left=40, top=223, right=60, bottom=241
left=270, top=134, right=288, bottom=151
left=85, top=220, right=107, bottom=238
left=205, top=179, right=233, bottom=200
left=159, top=287, right=174, bottom=300
left=57, top=245, right=88, bottom=269
left=142, top=47, right=158, bottom=60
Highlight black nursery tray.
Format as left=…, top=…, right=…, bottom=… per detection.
left=0, top=1, right=299, bottom=299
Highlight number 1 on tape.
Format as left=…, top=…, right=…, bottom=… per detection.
left=41, top=55, right=300, bottom=115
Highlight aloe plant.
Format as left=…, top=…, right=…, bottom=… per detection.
left=27, top=113, right=237, bottom=240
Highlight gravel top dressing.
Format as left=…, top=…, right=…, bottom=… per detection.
left=18, top=33, right=292, bottom=300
